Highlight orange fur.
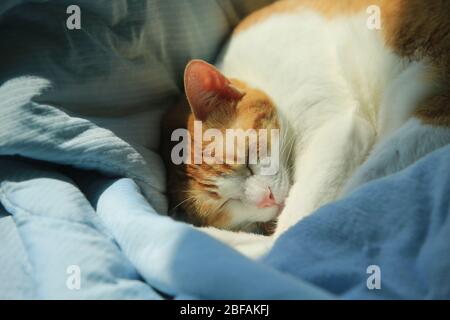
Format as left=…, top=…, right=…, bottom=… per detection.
left=236, top=0, right=450, bottom=127
left=161, top=0, right=450, bottom=233
left=235, top=0, right=377, bottom=34
left=161, top=78, right=279, bottom=232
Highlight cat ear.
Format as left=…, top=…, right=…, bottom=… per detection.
left=184, top=59, right=244, bottom=121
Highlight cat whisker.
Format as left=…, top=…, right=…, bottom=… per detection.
left=170, top=196, right=196, bottom=213
left=285, top=136, right=296, bottom=162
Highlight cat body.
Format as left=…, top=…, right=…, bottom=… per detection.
left=162, top=0, right=450, bottom=258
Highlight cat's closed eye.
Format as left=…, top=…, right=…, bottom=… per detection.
left=162, top=60, right=288, bottom=233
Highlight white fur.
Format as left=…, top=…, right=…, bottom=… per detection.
left=214, top=164, right=290, bottom=229
left=198, top=10, right=449, bottom=258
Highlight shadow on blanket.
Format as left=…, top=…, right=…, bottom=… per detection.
left=70, top=144, right=450, bottom=299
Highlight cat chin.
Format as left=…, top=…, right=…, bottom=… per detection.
left=228, top=206, right=281, bottom=235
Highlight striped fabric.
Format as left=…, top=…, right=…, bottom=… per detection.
left=0, top=0, right=277, bottom=299
left=0, top=0, right=273, bottom=211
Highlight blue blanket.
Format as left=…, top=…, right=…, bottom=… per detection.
left=1, top=0, right=449, bottom=300
left=0, top=0, right=330, bottom=300
left=265, top=145, right=450, bottom=299
left=2, top=142, right=450, bottom=299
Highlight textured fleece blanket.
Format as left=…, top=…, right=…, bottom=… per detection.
left=265, top=144, right=450, bottom=299
left=0, top=0, right=331, bottom=299
left=1, top=0, right=450, bottom=300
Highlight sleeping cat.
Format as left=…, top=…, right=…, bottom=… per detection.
left=161, top=0, right=450, bottom=258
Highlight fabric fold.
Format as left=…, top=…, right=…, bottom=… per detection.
left=95, top=177, right=334, bottom=299
left=0, top=158, right=160, bottom=299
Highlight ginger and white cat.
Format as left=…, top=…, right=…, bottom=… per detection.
left=162, top=0, right=450, bottom=258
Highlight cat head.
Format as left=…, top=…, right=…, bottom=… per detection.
left=166, top=59, right=292, bottom=232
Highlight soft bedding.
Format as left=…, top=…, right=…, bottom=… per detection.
left=0, top=0, right=449, bottom=300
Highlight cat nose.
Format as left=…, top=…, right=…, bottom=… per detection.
left=257, top=189, right=277, bottom=208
